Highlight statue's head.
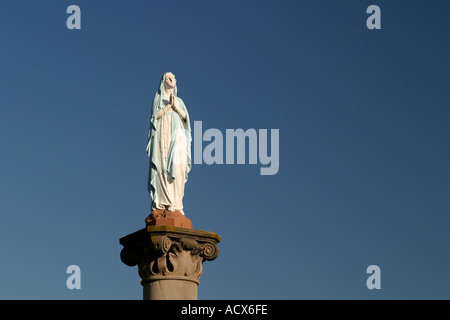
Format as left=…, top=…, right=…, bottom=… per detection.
left=164, top=72, right=176, bottom=90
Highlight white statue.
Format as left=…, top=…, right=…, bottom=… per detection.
left=146, top=72, right=192, bottom=215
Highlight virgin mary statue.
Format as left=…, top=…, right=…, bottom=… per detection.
left=146, top=72, right=192, bottom=214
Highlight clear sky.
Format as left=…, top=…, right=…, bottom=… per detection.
left=0, top=0, right=449, bottom=300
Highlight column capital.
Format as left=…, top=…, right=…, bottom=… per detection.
left=120, top=226, right=220, bottom=299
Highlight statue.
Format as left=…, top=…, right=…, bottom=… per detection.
left=145, top=72, right=192, bottom=223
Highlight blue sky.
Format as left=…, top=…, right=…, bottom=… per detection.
left=0, top=0, right=449, bottom=299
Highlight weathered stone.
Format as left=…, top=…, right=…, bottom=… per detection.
left=119, top=226, right=220, bottom=300
left=145, top=209, right=193, bottom=229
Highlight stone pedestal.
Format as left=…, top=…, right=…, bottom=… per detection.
left=145, top=209, right=193, bottom=229
left=120, top=225, right=220, bottom=300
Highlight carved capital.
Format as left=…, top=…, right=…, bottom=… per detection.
left=120, top=226, right=220, bottom=287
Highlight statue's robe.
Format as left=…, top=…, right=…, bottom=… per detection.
left=146, top=75, right=192, bottom=213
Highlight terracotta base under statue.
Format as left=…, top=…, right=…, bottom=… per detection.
left=145, top=208, right=193, bottom=229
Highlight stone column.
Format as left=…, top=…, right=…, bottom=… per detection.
left=120, top=225, right=220, bottom=300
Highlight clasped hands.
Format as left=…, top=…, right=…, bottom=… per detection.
left=164, top=94, right=179, bottom=113
left=156, top=93, right=185, bottom=120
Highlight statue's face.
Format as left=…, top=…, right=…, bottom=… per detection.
left=164, top=73, right=176, bottom=89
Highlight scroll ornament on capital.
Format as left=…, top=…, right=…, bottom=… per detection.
left=137, top=236, right=219, bottom=284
